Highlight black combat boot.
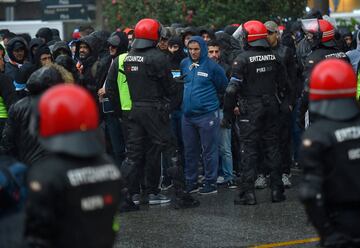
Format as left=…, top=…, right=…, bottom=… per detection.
left=271, top=189, right=286, bottom=203
left=234, top=191, right=257, bottom=205
left=119, top=188, right=140, bottom=212
left=173, top=192, right=200, bottom=209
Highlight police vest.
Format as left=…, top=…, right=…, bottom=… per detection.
left=323, top=118, right=360, bottom=204
left=0, top=96, right=8, bottom=118
left=241, top=50, right=279, bottom=96
left=117, top=53, right=132, bottom=111
left=123, top=48, right=166, bottom=103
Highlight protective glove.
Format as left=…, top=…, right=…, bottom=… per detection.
left=220, top=118, right=231, bottom=129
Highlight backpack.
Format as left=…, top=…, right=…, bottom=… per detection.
left=0, top=156, right=27, bottom=215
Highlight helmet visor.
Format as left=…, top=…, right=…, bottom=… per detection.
left=232, top=25, right=244, bottom=40
left=301, top=19, right=319, bottom=33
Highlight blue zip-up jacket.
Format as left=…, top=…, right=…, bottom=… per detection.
left=180, top=36, right=228, bottom=117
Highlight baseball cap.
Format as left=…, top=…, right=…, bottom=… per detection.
left=264, top=21, right=279, bottom=33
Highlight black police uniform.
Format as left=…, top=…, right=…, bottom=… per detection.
left=224, top=46, right=288, bottom=203
left=298, top=47, right=349, bottom=127
left=25, top=154, right=122, bottom=248
left=122, top=46, right=181, bottom=196
left=271, top=44, right=297, bottom=176
left=299, top=103, right=360, bottom=248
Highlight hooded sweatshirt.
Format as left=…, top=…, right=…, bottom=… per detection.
left=5, top=37, right=28, bottom=81
left=28, top=38, right=44, bottom=64
left=180, top=36, right=228, bottom=117
left=346, top=31, right=360, bottom=72
left=51, top=41, right=72, bottom=60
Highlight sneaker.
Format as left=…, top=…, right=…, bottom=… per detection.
left=148, top=193, right=171, bottom=205
left=186, top=183, right=200, bottom=193
left=161, top=180, right=173, bottom=191
left=132, top=194, right=140, bottom=205
left=174, top=193, right=200, bottom=209
left=131, top=193, right=148, bottom=205
left=216, top=176, right=225, bottom=184
left=282, top=173, right=292, bottom=188
left=199, top=184, right=217, bottom=195
left=255, top=174, right=267, bottom=189
left=119, top=198, right=140, bottom=212
left=226, top=180, right=238, bottom=189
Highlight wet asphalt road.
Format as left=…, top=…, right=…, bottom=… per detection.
left=114, top=171, right=319, bottom=248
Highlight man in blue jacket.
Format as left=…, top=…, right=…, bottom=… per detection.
left=180, top=36, right=228, bottom=194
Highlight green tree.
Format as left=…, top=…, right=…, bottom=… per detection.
left=104, top=0, right=306, bottom=29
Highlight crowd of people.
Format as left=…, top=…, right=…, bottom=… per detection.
left=1, top=8, right=360, bottom=247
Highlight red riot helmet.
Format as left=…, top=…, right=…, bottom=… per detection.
left=38, top=84, right=104, bottom=157
left=301, top=19, right=336, bottom=47
left=309, top=59, right=359, bottom=120
left=132, top=18, right=165, bottom=49
left=319, top=19, right=335, bottom=44
left=235, top=20, right=269, bottom=48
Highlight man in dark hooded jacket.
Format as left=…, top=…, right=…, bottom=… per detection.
left=4, top=37, right=28, bottom=81
left=28, top=38, right=44, bottom=64
left=75, top=35, right=101, bottom=100
left=14, top=44, right=53, bottom=99
left=35, top=27, right=53, bottom=45
left=51, top=41, right=72, bottom=60
left=97, top=32, right=129, bottom=167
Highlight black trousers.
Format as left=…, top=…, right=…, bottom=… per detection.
left=237, top=97, right=283, bottom=193
left=279, top=111, right=292, bottom=175
left=123, top=106, right=177, bottom=195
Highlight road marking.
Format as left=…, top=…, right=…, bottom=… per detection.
left=250, top=237, right=320, bottom=247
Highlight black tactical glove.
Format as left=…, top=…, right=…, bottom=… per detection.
left=220, top=118, right=231, bottom=129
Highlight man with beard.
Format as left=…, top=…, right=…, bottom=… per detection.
left=75, top=35, right=101, bottom=100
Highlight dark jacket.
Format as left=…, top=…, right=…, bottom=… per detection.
left=124, top=46, right=181, bottom=110
left=75, top=35, right=102, bottom=100
left=4, top=37, right=28, bottom=81
left=0, top=65, right=73, bottom=166
left=215, top=32, right=242, bottom=65
left=25, top=154, right=121, bottom=248
left=299, top=109, right=360, bottom=245
left=28, top=38, right=44, bottom=64
left=168, top=36, right=187, bottom=70
left=52, top=41, right=72, bottom=60
left=272, top=43, right=297, bottom=104
left=0, top=73, right=18, bottom=111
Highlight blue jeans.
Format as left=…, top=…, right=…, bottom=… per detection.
left=218, top=110, right=233, bottom=182
left=182, top=111, right=220, bottom=186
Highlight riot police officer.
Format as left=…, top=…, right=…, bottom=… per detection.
left=299, top=59, right=360, bottom=248
left=25, top=84, right=122, bottom=248
left=299, top=19, right=349, bottom=127
left=121, top=18, right=199, bottom=208
left=224, top=20, right=288, bottom=205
